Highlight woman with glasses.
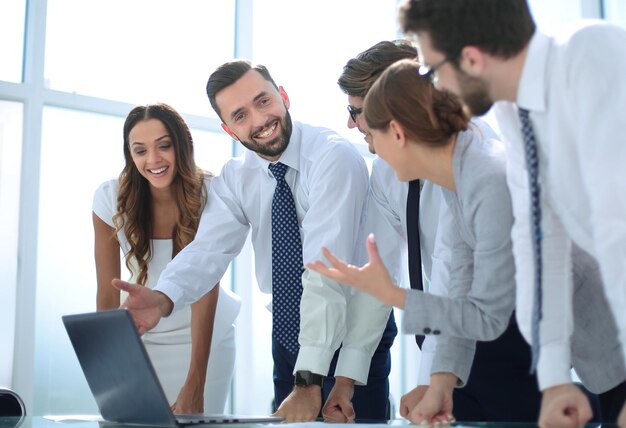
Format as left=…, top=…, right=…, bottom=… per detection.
left=93, top=103, right=240, bottom=414
left=308, top=59, right=541, bottom=424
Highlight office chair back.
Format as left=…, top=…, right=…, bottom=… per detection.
left=0, top=388, right=26, bottom=417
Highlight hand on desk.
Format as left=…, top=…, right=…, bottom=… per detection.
left=405, top=373, right=456, bottom=425
left=322, top=376, right=355, bottom=423
left=112, top=279, right=172, bottom=335
left=306, top=234, right=407, bottom=309
left=618, top=401, right=626, bottom=428
left=400, top=385, right=428, bottom=418
left=273, top=385, right=322, bottom=422
left=539, top=383, right=592, bottom=428
left=171, top=382, right=204, bottom=414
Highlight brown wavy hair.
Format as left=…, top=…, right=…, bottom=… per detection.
left=364, top=58, right=469, bottom=146
left=113, top=103, right=209, bottom=286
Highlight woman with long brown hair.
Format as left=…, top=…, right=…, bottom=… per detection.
left=93, top=103, right=240, bottom=414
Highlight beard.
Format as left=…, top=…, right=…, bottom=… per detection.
left=237, top=110, right=293, bottom=158
left=456, top=70, right=494, bottom=117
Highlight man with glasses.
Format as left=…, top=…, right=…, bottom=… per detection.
left=347, top=105, right=362, bottom=124
left=418, top=57, right=450, bottom=85
left=338, top=40, right=541, bottom=423
left=399, top=0, right=626, bottom=427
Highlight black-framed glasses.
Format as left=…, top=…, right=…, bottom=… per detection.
left=347, top=105, right=363, bottom=123
left=418, top=57, right=450, bottom=84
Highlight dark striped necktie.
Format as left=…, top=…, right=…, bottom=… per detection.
left=407, top=179, right=425, bottom=348
left=518, top=107, right=543, bottom=373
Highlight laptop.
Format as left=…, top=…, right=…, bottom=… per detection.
left=62, top=309, right=283, bottom=426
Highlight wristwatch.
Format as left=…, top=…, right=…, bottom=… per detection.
left=294, top=370, right=324, bottom=387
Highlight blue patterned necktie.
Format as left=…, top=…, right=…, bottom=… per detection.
left=406, top=179, right=425, bottom=348
left=518, top=107, right=543, bottom=373
left=269, top=162, right=304, bottom=355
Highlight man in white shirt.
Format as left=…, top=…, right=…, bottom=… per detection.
left=113, top=60, right=395, bottom=422
left=338, top=42, right=449, bottom=411
left=398, top=0, right=626, bottom=427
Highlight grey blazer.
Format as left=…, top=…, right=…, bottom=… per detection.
left=402, top=127, right=515, bottom=384
left=569, top=243, right=625, bottom=393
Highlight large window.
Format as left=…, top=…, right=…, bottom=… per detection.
left=603, top=0, right=626, bottom=25
left=44, top=0, right=236, bottom=117
left=0, top=2, right=26, bottom=83
left=34, top=108, right=125, bottom=413
left=0, top=101, right=23, bottom=387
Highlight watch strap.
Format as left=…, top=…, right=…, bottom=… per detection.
left=294, top=370, right=324, bottom=387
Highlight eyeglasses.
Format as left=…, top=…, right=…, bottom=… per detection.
left=418, top=57, right=450, bottom=84
left=347, top=105, right=363, bottom=123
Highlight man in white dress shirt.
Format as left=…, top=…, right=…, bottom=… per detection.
left=113, top=60, right=395, bottom=422
left=398, top=0, right=626, bottom=427
left=337, top=40, right=450, bottom=413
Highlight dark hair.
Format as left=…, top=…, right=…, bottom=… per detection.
left=338, top=40, right=418, bottom=98
left=399, top=0, right=536, bottom=60
left=206, top=60, right=279, bottom=120
left=115, top=103, right=208, bottom=286
left=364, top=59, right=469, bottom=146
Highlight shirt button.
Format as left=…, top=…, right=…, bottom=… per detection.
left=433, top=330, right=441, bottom=335
left=423, top=327, right=431, bottom=334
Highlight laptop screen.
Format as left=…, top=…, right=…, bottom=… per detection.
left=63, top=309, right=179, bottom=426
left=63, top=309, right=283, bottom=426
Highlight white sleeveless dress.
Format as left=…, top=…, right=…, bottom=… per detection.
left=93, top=178, right=241, bottom=413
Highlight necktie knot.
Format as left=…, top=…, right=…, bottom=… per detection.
left=269, top=162, right=288, bottom=181
left=518, top=107, right=530, bottom=121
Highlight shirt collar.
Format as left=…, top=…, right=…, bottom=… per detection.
left=517, top=30, right=551, bottom=113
